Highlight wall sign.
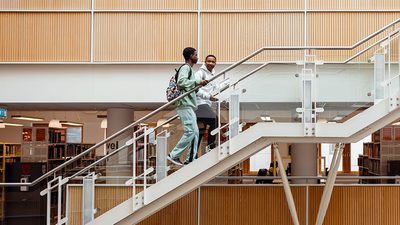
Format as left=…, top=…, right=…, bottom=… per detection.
left=0, top=108, right=7, bottom=118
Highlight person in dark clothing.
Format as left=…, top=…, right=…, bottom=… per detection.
left=194, top=55, right=219, bottom=153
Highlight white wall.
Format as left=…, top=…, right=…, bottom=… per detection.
left=0, top=64, right=377, bottom=103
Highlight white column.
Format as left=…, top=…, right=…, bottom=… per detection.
left=106, top=108, right=134, bottom=179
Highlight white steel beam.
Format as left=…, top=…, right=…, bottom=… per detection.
left=315, top=144, right=344, bottom=225
left=273, top=143, right=300, bottom=225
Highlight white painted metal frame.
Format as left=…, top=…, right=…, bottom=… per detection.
left=273, top=143, right=300, bottom=225
left=155, top=130, right=169, bottom=182
left=41, top=176, right=69, bottom=225
left=90, top=0, right=95, bottom=63
left=83, top=172, right=97, bottom=225
left=197, top=0, right=202, bottom=60
left=315, top=143, right=344, bottom=225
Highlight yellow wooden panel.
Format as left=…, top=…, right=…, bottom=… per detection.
left=67, top=186, right=83, bottom=225
left=94, top=186, right=134, bottom=218
left=309, top=186, right=400, bottom=225
left=139, top=190, right=198, bottom=225
left=68, top=186, right=141, bottom=225
left=308, top=0, right=400, bottom=10
left=95, top=0, right=197, bottom=10
left=0, top=0, right=90, bottom=10
left=68, top=185, right=400, bottom=225
left=201, top=13, right=304, bottom=62
left=308, top=12, right=400, bottom=61
left=0, top=13, right=91, bottom=62
left=200, top=186, right=306, bottom=225
left=203, top=0, right=304, bottom=10
left=94, top=13, right=197, bottom=62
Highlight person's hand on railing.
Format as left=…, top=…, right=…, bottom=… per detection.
left=200, top=80, right=208, bottom=86
left=210, top=96, right=218, bottom=102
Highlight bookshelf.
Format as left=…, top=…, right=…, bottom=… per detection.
left=358, top=125, right=400, bottom=183
left=0, top=143, right=21, bottom=223
left=21, top=126, right=95, bottom=175
left=64, top=143, right=96, bottom=176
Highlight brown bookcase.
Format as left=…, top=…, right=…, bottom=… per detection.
left=0, top=143, right=21, bottom=223
left=358, top=125, right=400, bottom=183
left=21, top=125, right=95, bottom=176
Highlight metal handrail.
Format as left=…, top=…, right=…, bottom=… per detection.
left=215, top=175, right=400, bottom=180
left=2, top=17, right=400, bottom=187
left=68, top=115, right=178, bottom=180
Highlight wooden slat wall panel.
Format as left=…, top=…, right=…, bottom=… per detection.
left=68, top=186, right=83, bottom=225
left=309, top=186, right=400, bottom=225
left=0, top=0, right=90, bottom=10
left=94, top=13, right=197, bottom=62
left=203, top=0, right=304, bottom=10
left=381, top=186, right=400, bottom=225
left=200, top=186, right=306, bottom=225
left=201, top=13, right=304, bottom=62
left=68, top=186, right=400, bottom=225
left=387, top=35, right=399, bottom=63
left=308, top=13, right=400, bottom=61
left=0, top=13, right=90, bottom=62
left=308, top=13, right=400, bottom=46
left=68, top=186, right=140, bottom=225
left=95, top=0, right=197, bottom=10
left=308, top=0, right=400, bottom=10
left=94, top=186, right=135, bottom=218
left=138, top=190, right=198, bottom=225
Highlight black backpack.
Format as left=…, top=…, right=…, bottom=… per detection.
left=255, top=168, right=268, bottom=184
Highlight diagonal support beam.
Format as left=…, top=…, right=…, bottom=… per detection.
left=273, top=143, right=300, bottom=225
left=315, top=143, right=344, bottom=225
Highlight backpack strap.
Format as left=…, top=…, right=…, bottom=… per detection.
left=175, top=63, right=192, bottom=81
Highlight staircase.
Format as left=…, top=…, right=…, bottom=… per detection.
left=90, top=96, right=400, bottom=225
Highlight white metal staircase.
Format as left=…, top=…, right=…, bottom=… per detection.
left=90, top=95, right=400, bottom=225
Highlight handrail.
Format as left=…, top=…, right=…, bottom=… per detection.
left=68, top=115, right=178, bottom=180
left=2, top=17, right=400, bottom=187
left=215, top=175, right=400, bottom=180
left=386, top=73, right=400, bottom=84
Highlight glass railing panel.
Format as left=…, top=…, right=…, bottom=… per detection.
left=387, top=34, right=400, bottom=99
left=315, top=63, right=374, bottom=123
left=231, top=63, right=304, bottom=124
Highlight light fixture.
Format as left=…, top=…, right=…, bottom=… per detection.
left=0, top=123, right=5, bottom=128
left=260, top=114, right=272, bottom=122
left=332, top=116, right=343, bottom=121
left=100, top=119, right=107, bottom=129
left=49, top=119, right=62, bottom=128
left=392, top=121, right=400, bottom=126
left=156, top=119, right=170, bottom=128
left=60, top=121, right=84, bottom=126
left=11, top=115, right=44, bottom=121
left=2, top=122, right=23, bottom=127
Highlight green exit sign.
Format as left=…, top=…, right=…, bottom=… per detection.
left=0, top=108, right=7, bottom=118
